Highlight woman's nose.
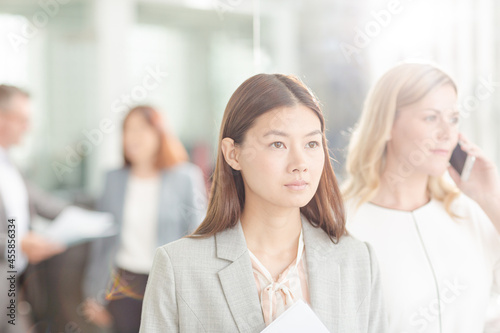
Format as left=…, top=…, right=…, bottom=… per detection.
left=434, top=117, right=452, bottom=141
left=289, top=148, right=308, bottom=173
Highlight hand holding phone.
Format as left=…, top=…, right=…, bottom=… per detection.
left=448, top=136, right=500, bottom=207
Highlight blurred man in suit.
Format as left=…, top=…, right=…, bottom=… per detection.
left=0, top=84, right=68, bottom=332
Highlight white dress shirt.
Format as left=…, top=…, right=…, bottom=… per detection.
left=0, top=146, right=30, bottom=273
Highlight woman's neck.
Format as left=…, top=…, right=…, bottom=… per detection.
left=372, top=161, right=431, bottom=211
left=240, top=200, right=302, bottom=256
left=131, top=162, right=159, bottom=178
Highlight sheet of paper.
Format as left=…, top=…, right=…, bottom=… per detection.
left=39, top=206, right=117, bottom=246
left=261, top=299, right=331, bottom=333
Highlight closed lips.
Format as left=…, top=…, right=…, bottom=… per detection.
left=285, top=180, right=308, bottom=187
left=431, top=149, right=449, bottom=155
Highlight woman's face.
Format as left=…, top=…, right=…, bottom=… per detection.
left=387, top=83, right=459, bottom=177
left=123, top=112, right=161, bottom=166
left=233, top=105, right=325, bottom=210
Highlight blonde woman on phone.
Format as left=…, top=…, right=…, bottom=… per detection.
left=343, top=62, right=500, bottom=333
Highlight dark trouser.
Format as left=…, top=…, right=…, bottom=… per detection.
left=106, top=268, right=148, bottom=333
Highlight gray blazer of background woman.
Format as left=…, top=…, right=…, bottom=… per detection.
left=83, top=161, right=207, bottom=304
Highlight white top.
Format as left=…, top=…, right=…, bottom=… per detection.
left=115, top=175, right=160, bottom=274
left=347, top=194, right=500, bottom=333
left=0, top=146, right=29, bottom=273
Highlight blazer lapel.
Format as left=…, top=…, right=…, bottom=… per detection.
left=216, top=222, right=266, bottom=333
left=302, top=217, right=341, bottom=331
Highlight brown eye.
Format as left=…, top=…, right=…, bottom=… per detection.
left=271, top=142, right=285, bottom=149
left=307, top=141, right=319, bottom=148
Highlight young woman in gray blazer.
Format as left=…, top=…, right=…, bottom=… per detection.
left=140, top=75, right=387, bottom=332
left=82, top=106, right=207, bottom=333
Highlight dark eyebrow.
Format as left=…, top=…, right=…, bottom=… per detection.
left=305, top=129, right=322, bottom=137
left=263, top=129, right=288, bottom=137
left=263, top=129, right=322, bottom=138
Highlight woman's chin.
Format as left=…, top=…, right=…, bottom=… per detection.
left=284, top=196, right=316, bottom=209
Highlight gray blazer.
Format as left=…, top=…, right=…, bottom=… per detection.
left=83, top=162, right=207, bottom=302
left=140, top=216, right=387, bottom=333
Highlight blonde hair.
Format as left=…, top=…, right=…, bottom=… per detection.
left=342, top=62, right=460, bottom=215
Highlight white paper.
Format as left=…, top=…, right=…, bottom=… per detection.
left=261, top=299, right=331, bottom=333
left=39, top=206, right=117, bottom=246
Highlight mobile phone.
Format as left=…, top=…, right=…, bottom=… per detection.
left=449, top=143, right=476, bottom=181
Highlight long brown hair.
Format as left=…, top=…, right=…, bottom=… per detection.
left=123, top=105, right=188, bottom=169
left=192, top=74, right=346, bottom=242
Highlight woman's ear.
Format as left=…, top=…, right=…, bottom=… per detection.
left=221, top=138, right=242, bottom=171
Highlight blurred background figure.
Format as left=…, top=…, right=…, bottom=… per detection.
left=82, top=105, right=207, bottom=333
left=343, top=63, right=500, bottom=333
left=0, top=84, right=69, bottom=332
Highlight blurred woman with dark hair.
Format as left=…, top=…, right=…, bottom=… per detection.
left=140, top=74, right=387, bottom=332
left=82, top=105, right=207, bottom=333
